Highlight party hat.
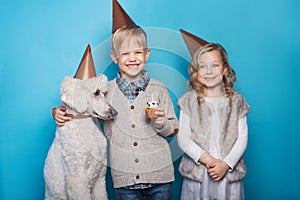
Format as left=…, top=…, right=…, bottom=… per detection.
left=112, top=0, right=136, bottom=33
left=73, top=44, right=96, bottom=80
left=180, top=29, right=209, bottom=57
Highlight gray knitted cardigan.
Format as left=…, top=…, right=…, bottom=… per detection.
left=178, top=89, right=250, bottom=183
left=103, top=78, right=178, bottom=188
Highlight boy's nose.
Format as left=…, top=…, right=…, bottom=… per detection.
left=128, top=53, right=137, bottom=60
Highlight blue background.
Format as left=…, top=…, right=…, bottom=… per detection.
left=1, top=0, right=300, bottom=199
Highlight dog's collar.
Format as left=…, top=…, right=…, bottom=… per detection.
left=65, top=113, right=92, bottom=119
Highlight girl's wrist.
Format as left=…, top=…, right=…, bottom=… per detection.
left=199, top=152, right=209, bottom=164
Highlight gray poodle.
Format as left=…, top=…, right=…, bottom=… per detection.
left=44, top=74, right=117, bottom=200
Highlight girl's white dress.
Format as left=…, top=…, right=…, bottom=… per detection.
left=178, top=97, right=248, bottom=200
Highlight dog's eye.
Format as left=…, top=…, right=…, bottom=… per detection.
left=94, top=89, right=100, bottom=96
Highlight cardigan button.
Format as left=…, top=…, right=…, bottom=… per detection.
left=133, top=142, right=138, bottom=146
left=135, top=159, right=139, bottom=163
left=131, top=124, right=135, bottom=128
left=130, top=105, right=135, bottom=109
left=136, top=175, right=140, bottom=179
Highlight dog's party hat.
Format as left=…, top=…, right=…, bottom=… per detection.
left=112, top=0, right=136, bottom=33
left=180, top=29, right=209, bottom=57
left=73, top=44, right=96, bottom=80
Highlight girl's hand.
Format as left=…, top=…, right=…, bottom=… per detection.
left=52, top=106, right=72, bottom=126
left=153, top=108, right=165, bottom=129
left=199, top=153, right=218, bottom=168
left=207, top=160, right=230, bottom=181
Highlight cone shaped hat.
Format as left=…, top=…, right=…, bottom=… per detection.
left=180, top=29, right=209, bottom=57
left=73, top=44, right=96, bottom=80
left=112, top=0, right=136, bottom=33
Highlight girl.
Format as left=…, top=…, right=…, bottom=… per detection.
left=177, top=42, right=250, bottom=200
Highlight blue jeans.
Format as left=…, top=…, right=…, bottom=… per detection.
left=116, top=183, right=172, bottom=200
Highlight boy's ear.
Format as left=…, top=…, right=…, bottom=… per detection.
left=110, top=51, right=118, bottom=64
left=145, top=48, right=150, bottom=62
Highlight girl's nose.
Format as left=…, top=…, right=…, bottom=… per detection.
left=206, top=66, right=212, bottom=74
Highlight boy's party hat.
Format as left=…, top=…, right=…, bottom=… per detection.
left=73, top=44, right=96, bottom=80
left=112, top=0, right=136, bottom=33
left=180, top=29, right=209, bottom=57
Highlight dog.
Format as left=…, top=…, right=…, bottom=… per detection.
left=44, top=74, right=117, bottom=200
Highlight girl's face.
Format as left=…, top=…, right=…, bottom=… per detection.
left=197, top=50, right=227, bottom=94
left=111, top=40, right=150, bottom=82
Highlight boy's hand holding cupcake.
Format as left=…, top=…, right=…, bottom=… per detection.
left=145, top=99, right=165, bottom=129
left=145, top=100, right=159, bottom=118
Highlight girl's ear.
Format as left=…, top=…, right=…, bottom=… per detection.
left=223, top=65, right=228, bottom=75
left=110, top=51, right=118, bottom=64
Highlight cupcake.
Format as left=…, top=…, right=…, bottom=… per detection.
left=145, top=100, right=159, bottom=118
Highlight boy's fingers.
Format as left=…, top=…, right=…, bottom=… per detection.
left=62, top=116, right=72, bottom=121
left=56, top=114, right=71, bottom=122
left=154, top=116, right=164, bottom=123
left=155, top=109, right=165, bottom=117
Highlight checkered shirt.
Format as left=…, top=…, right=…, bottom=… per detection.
left=116, top=70, right=150, bottom=101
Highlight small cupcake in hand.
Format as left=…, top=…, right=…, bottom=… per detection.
left=145, top=99, right=159, bottom=118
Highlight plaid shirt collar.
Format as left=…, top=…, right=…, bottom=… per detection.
left=116, top=70, right=150, bottom=101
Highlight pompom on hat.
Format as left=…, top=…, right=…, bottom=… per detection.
left=73, top=44, right=96, bottom=80
left=180, top=29, right=209, bottom=57
left=112, top=0, right=137, bottom=33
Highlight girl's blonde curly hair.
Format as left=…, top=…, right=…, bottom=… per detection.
left=188, top=43, right=236, bottom=102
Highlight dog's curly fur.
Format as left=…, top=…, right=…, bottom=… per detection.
left=44, top=75, right=116, bottom=200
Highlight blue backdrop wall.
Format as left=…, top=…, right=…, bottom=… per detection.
left=1, top=0, right=300, bottom=199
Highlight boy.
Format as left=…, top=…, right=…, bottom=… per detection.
left=52, top=1, right=178, bottom=199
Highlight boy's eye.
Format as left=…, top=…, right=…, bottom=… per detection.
left=94, top=89, right=100, bottom=96
left=121, top=52, right=129, bottom=56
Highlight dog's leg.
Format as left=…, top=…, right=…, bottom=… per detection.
left=44, top=137, right=67, bottom=200
left=92, top=164, right=108, bottom=200
left=66, top=173, right=92, bottom=200
left=61, top=128, right=93, bottom=199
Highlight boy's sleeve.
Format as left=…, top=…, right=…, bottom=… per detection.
left=154, top=87, right=179, bottom=137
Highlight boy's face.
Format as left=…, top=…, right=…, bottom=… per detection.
left=111, top=40, right=150, bottom=82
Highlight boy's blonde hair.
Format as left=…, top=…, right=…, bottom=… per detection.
left=188, top=43, right=236, bottom=102
left=111, top=25, right=147, bottom=57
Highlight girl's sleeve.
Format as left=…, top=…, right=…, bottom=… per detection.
left=177, top=110, right=206, bottom=164
left=223, top=115, right=248, bottom=170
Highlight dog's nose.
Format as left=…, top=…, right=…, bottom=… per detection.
left=109, top=106, right=118, bottom=117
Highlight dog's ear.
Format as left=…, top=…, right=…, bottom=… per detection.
left=60, top=76, right=88, bottom=113
left=96, top=74, right=108, bottom=91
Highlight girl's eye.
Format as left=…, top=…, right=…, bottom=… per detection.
left=199, top=65, right=205, bottom=69
left=213, top=64, right=219, bottom=67
left=94, top=89, right=100, bottom=96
